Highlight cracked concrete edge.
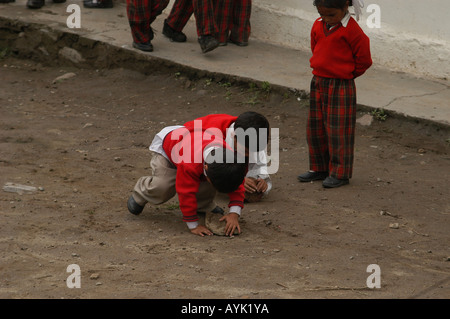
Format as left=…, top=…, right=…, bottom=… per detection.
left=0, top=16, right=449, bottom=131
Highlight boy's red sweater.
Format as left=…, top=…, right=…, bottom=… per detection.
left=163, top=125, right=245, bottom=223
left=183, top=114, right=238, bottom=136
left=310, top=17, right=372, bottom=79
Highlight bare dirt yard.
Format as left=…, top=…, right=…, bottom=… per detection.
left=0, top=56, right=449, bottom=300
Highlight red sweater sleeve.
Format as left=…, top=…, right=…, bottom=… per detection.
left=228, top=181, right=245, bottom=209
left=349, top=28, right=372, bottom=78
left=175, top=163, right=202, bottom=223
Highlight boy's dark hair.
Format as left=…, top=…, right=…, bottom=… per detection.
left=234, top=111, right=270, bottom=152
left=313, top=0, right=352, bottom=9
left=205, top=148, right=247, bottom=193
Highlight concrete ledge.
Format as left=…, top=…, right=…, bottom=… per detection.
left=0, top=1, right=449, bottom=128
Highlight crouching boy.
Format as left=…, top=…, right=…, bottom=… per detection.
left=127, top=124, right=247, bottom=237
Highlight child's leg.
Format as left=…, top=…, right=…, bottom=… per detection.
left=214, top=0, right=232, bottom=43
left=230, top=0, right=251, bottom=43
left=126, top=0, right=152, bottom=44
left=148, top=0, right=170, bottom=24
left=192, top=0, right=219, bottom=37
left=132, top=153, right=177, bottom=206
left=307, top=76, right=330, bottom=173
left=165, top=0, right=194, bottom=32
left=196, top=181, right=217, bottom=213
left=325, top=78, right=357, bottom=179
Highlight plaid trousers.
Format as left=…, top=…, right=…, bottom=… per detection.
left=166, top=0, right=218, bottom=37
left=307, top=76, right=357, bottom=179
left=126, top=0, right=170, bottom=44
left=214, top=0, right=251, bottom=43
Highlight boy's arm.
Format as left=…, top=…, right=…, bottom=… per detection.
left=220, top=182, right=245, bottom=236
left=175, top=165, right=202, bottom=230
left=247, top=150, right=272, bottom=194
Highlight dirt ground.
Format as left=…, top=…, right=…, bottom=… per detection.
left=0, top=56, right=449, bottom=300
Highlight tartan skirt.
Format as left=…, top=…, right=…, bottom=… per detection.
left=307, top=75, right=357, bottom=179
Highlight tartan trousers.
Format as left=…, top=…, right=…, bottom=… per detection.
left=307, top=76, right=357, bottom=179
left=126, top=0, right=170, bottom=44
left=166, top=0, right=250, bottom=41
left=215, top=0, right=251, bottom=43
left=166, top=0, right=218, bottom=37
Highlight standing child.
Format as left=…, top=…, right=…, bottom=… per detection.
left=298, top=0, right=372, bottom=188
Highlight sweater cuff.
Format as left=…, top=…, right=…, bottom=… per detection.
left=186, top=221, right=199, bottom=230
left=229, top=206, right=242, bottom=216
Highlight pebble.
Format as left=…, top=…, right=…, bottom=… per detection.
left=389, top=223, right=400, bottom=229
left=52, top=72, right=76, bottom=84
left=90, top=273, right=100, bottom=280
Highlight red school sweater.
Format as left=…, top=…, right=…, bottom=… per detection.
left=163, top=126, right=245, bottom=223
left=183, top=114, right=238, bottom=137
left=310, top=16, right=372, bottom=79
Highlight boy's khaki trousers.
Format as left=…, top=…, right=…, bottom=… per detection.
left=132, top=153, right=217, bottom=213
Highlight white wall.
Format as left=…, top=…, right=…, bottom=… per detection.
left=250, top=0, right=450, bottom=80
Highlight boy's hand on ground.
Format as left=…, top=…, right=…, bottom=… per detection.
left=190, top=225, right=213, bottom=237
left=220, top=213, right=241, bottom=236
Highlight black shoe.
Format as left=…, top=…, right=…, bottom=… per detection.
left=133, top=41, right=153, bottom=52
left=83, top=0, right=113, bottom=8
left=229, top=38, right=248, bottom=47
left=0, top=0, right=15, bottom=3
left=297, top=171, right=328, bottom=182
left=26, top=0, right=44, bottom=9
left=198, top=35, right=219, bottom=53
left=127, top=195, right=145, bottom=215
left=162, top=20, right=187, bottom=42
left=322, top=176, right=349, bottom=188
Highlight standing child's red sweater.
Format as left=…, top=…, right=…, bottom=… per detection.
left=310, top=15, right=372, bottom=79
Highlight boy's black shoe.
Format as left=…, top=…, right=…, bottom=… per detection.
left=83, top=0, right=113, bottom=8
left=26, top=0, right=44, bottom=8
left=297, top=171, right=328, bottom=182
left=163, top=20, right=187, bottom=42
left=0, top=0, right=16, bottom=3
left=198, top=35, right=219, bottom=53
left=127, top=196, right=145, bottom=215
left=322, top=176, right=349, bottom=188
left=133, top=41, right=153, bottom=52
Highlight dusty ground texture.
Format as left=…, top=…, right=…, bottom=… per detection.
left=0, top=56, right=449, bottom=299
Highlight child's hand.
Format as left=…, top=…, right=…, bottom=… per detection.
left=244, top=177, right=258, bottom=193
left=245, top=177, right=268, bottom=194
left=190, top=225, right=213, bottom=237
left=219, top=213, right=241, bottom=236
left=255, top=178, right=268, bottom=193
